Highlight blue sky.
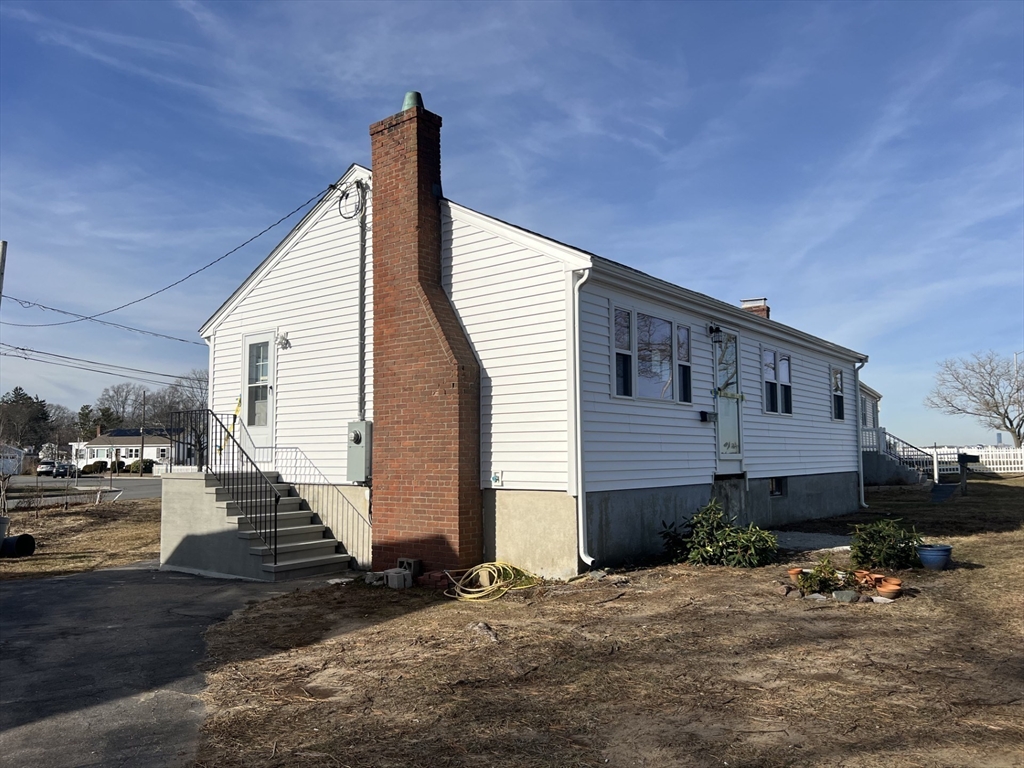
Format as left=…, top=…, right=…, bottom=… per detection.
left=0, top=0, right=1021, bottom=446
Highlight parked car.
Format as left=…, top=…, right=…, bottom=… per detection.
left=53, top=463, right=78, bottom=478
left=36, top=460, right=56, bottom=476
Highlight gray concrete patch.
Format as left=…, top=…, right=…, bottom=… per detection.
left=0, top=562, right=326, bottom=768
left=771, top=531, right=852, bottom=552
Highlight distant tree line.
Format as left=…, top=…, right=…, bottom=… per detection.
left=0, top=369, right=208, bottom=452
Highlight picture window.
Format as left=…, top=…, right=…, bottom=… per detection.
left=612, top=308, right=691, bottom=404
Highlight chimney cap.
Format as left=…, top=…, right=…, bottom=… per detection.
left=402, top=91, right=424, bottom=111
left=740, top=298, right=768, bottom=308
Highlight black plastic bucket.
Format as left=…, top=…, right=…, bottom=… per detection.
left=0, top=534, right=36, bottom=558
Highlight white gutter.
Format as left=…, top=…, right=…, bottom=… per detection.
left=854, top=360, right=868, bottom=508
left=572, top=267, right=595, bottom=567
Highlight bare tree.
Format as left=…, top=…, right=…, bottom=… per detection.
left=925, top=351, right=1024, bottom=448
left=95, top=383, right=148, bottom=427
left=173, top=368, right=209, bottom=411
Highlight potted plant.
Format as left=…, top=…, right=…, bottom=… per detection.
left=917, top=543, right=953, bottom=571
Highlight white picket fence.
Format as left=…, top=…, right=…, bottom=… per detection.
left=924, top=447, right=1024, bottom=475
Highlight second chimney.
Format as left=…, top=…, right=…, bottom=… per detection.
left=740, top=298, right=770, bottom=320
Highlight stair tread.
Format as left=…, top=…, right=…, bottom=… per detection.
left=238, top=523, right=325, bottom=539
left=262, top=553, right=351, bottom=573
left=251, top=539, right=337, bottom=555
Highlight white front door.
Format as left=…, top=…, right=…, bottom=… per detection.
left=243, top=334, right=275, bottom=450
left=714, top=330, right=743, bottom=474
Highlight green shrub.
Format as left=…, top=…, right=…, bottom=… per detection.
left=660, top=498, right=778, bottom=568
left=850, top=519, right=921, bottom=570
left=127, top=459, right=155, bottom=474
left=798, top=554, right=841, bottom=594
left=86, top=460, right=108, bottom=474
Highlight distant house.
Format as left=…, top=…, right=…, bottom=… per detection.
left=73, top=429, right=172, bottom=469
left=1, top=444, right=25, bottom=476
left=164, top=93, right=873, bottom=581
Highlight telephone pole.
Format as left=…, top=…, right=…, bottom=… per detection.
left=0, top=241, right=7, bottom=313
left=139, top=391, right=146, bottom=476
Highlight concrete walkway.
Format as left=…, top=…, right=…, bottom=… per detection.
left=0, top=562, right=321, bottom=768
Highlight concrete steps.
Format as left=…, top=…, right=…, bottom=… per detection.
left=207, top=472, right=351, bottom=582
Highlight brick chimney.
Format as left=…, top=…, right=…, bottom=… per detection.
left=740, top=298, right=770, bottom=320
left=369, top=93, right=482, bottom=572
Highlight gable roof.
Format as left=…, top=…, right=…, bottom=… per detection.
left=199, top=164, right=371, bottom=337
left=201, top=164, right=865, bottom=363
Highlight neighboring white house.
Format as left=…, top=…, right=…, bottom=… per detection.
left=1, top=444, right=25, bottom=476
left=859, top=382, right=881, bottom=430
left=183, top=94, right=871, bottom=579
left=73, top=429, right=172, bottom=469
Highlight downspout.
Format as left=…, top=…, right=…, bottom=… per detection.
left=854, top=359, right=868, bottom=508
left=572, top=267, right=595, bottom=567
left=356, top=180, right=369, bottom=422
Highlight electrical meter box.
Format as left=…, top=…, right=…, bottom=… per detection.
left=346, top=421, right=372, bottom=484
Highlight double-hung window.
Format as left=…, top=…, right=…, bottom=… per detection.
left=763, top=349, right=792, bottom=414
left=613, top=307, right=691, bottom=403
left=831, top=366, right=845, bottom=420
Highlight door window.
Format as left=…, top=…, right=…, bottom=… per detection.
left=247, top=341, right=270, bottom=427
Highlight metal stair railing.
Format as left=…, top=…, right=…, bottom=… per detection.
left=169, top=410, right=281, bottom=564
left=216, top=417, right=373, bottom=570
left=271, top=447, right=373, bottom=570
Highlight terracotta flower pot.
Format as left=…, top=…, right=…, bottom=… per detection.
left=876, top=585, right=901, bottom=599
left=881, top=577, right=903, bottom=588
left=854, top=570, right=871, bottom=585
left=788, top=567, right=803, bottom=584
left=870, top=573, right=885, bottom=586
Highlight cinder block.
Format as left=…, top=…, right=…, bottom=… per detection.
left=397, top=558, right=422, bottom=577
left=383, top=567, right=412, bottom=589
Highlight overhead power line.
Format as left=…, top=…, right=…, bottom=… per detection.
left=1, top=184, right=333, bottom=329
left=0, top=352, right=176, bottom=389
left=0, top=344, right=182, bottom=387
left=0, top=295, right=206, bottom=345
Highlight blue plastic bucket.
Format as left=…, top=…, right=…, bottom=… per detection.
left=917, top=543, right=952, bottom=571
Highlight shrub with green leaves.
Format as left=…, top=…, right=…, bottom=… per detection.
left=660, top=498, right=778, bottom=568
left=850, top=518, right=921, bottom=569
left=797, top=554, right=841, bottom=594
left=128, top=459, right=155, bottom=474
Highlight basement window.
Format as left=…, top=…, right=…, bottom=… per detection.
left=769, top=477, right=787, bottom=497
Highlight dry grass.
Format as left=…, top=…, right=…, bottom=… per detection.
left=0, top=499, right=161, bottom=579
left=196, top=477, right=1024, bottom=768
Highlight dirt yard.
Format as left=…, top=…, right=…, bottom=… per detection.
left=196, top=478, right=1023, bottom=768
left=0, top=499, right=161, bottom=579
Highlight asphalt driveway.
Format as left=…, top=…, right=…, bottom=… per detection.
left=0, top=562, right=322, bottom=768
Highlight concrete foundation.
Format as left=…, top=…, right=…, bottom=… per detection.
left=482, top=489, right=578, bottom=580
left=160, top=474, right=265, bottom=581
left=586, top=471, right=860, bottom=567
left=586, top=483, right=712, bottom=566
left=862, top=452, right=923, bottom=486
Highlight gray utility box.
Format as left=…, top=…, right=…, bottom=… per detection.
left=347, top=421, right=373, bottom=484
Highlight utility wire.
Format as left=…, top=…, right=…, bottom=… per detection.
left=1, top=184, right=333, bottom=329
left=0, top=295, right=206, bottom=345
left=0, top=343, right=181, bottom=381
left=0, top=352, right=175, bottom=389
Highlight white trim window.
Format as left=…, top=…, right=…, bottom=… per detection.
left=676, top=325, right=692, bottom=404
left=762, top=349, right=793, bottom=415
left=126, top=448, right=140, bottom=459
left=614, top=308, right=633, bottom=397
left=613, top=307, right=690, bottom=403
left=831, top=366, right=845, bottom=420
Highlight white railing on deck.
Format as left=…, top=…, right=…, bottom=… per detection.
left=864, top=427, right=1024, bottom=475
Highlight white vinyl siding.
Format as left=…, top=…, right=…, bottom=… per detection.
left=581, top=277, right=860, bottom=492
left=742, top=350, right=859, bottom=477
left=207, top=178, right=373, bottom=484
left=443, top=205, right=570, bottom=492
left=581, top=285, right=716, bottom=493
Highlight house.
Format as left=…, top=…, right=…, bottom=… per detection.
left=73, top=429, right=173, bottom=470
left=1, top=444, right=25, bottom=476
left=162, top=92, right=870, bottom=581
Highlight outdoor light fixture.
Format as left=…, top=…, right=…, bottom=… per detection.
left=707, top=324, right=724, bottom=344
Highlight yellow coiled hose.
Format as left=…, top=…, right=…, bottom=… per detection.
left=444, top=561, right=540, bottom=601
